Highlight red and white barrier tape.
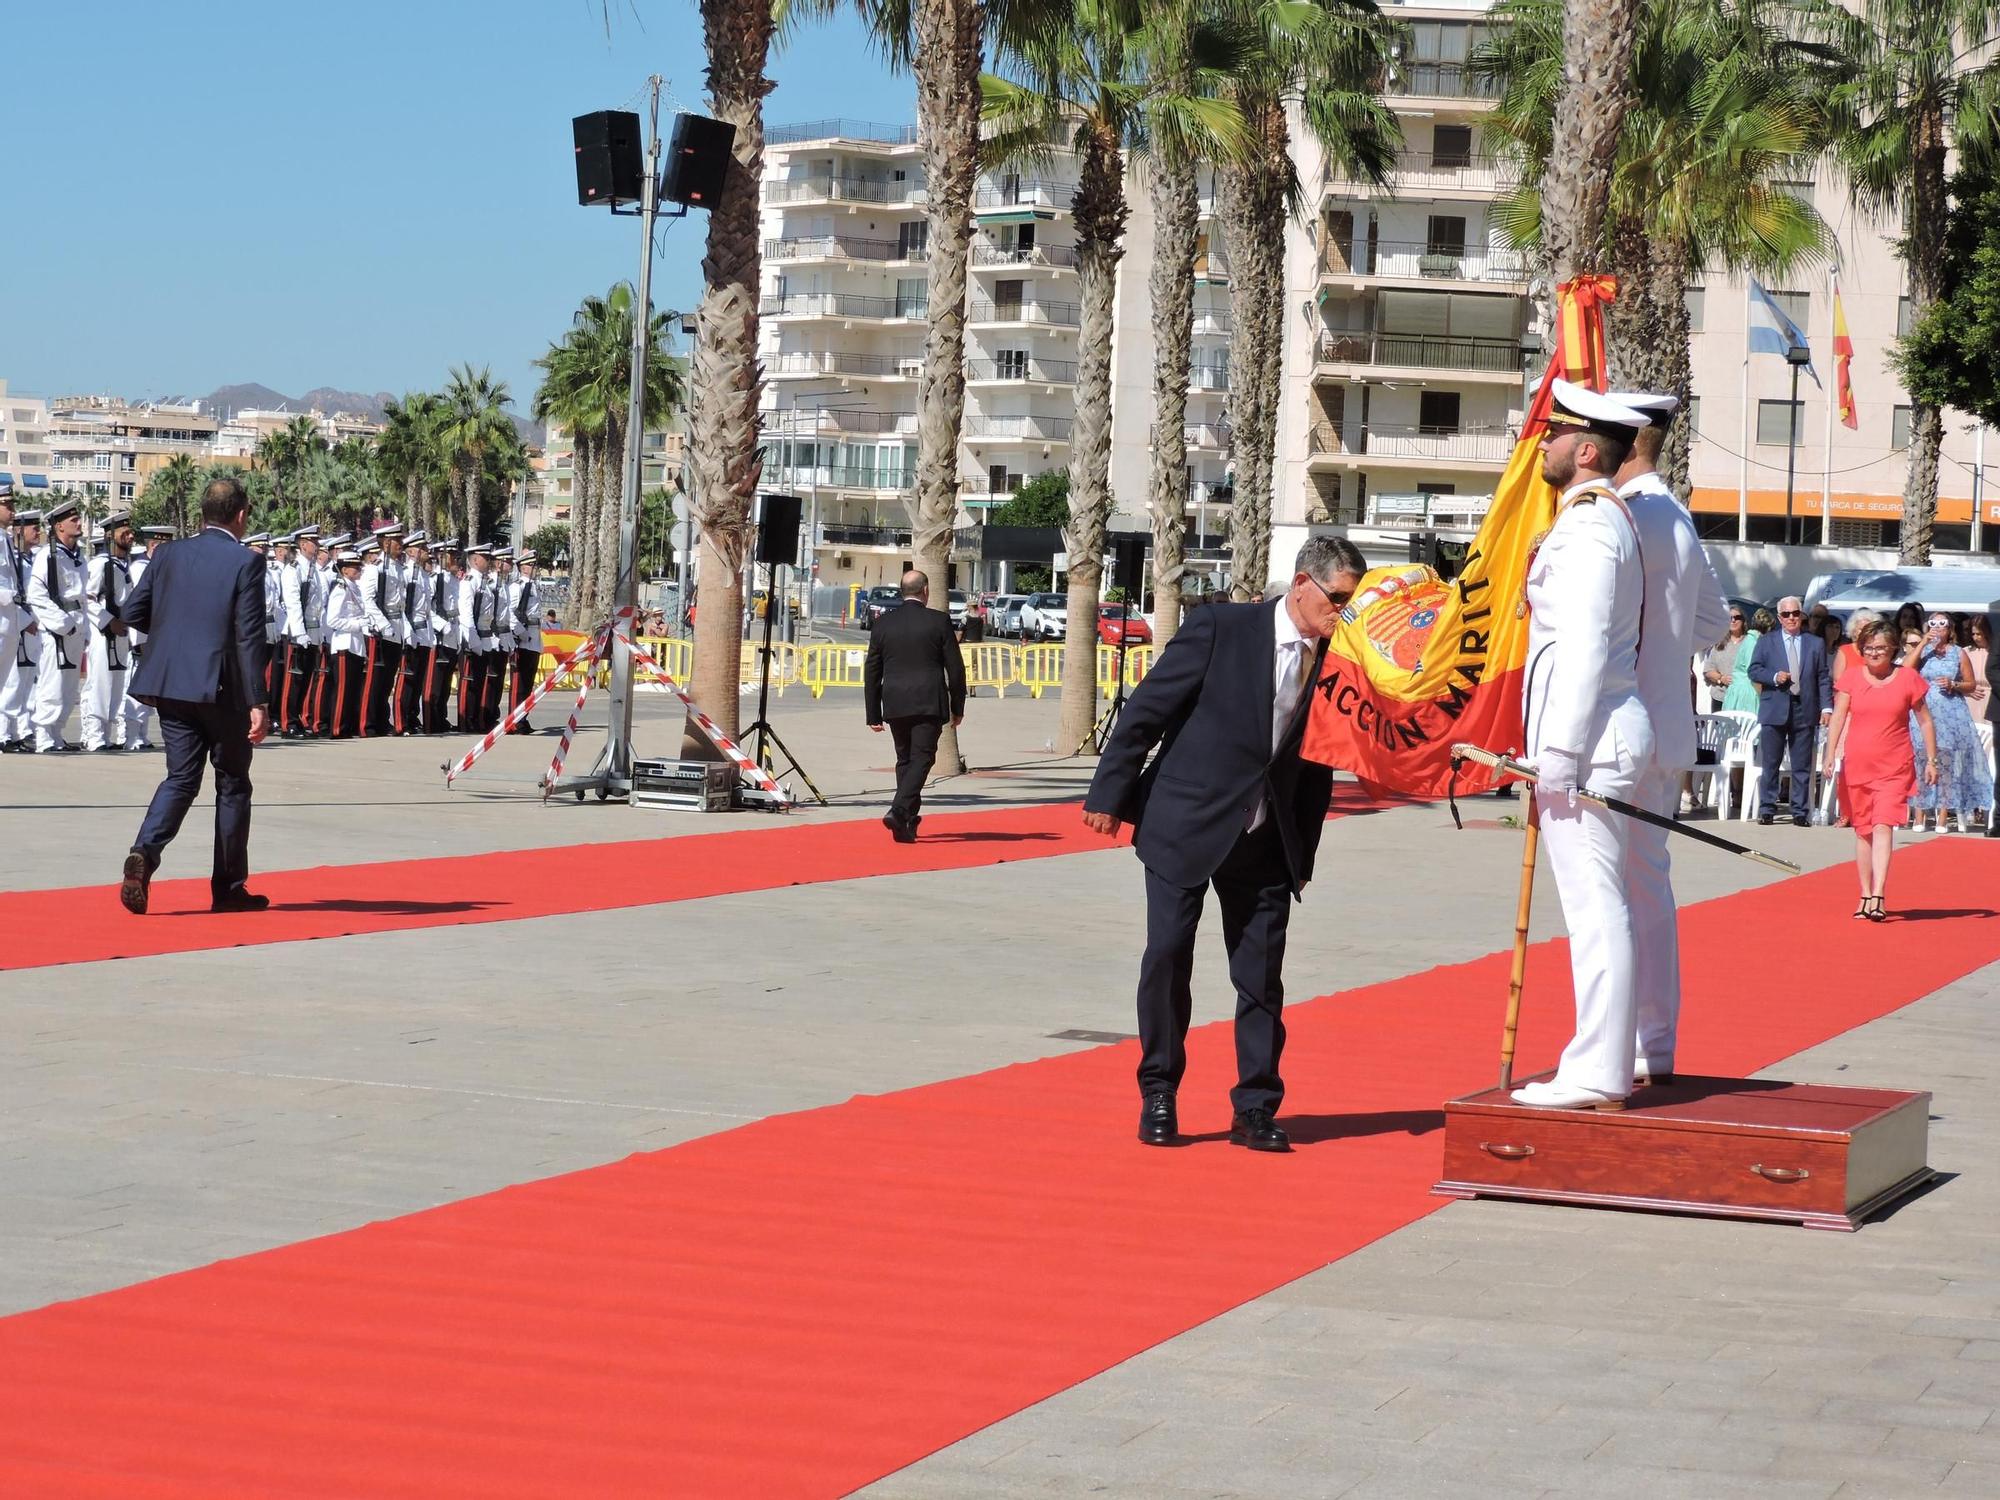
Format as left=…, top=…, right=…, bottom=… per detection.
left=539, top=633, right=607, bottom=799
left=614, top=629, right=784, bottom=797
left=442, top=626, right=606, bottom=786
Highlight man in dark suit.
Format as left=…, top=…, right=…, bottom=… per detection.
left=116, top=476, right=273, bottom=915
left=864, top=570, right=967, bottom=843
left=1747, top=593, right=1833, bottom=824
left=1083, top=536, right=1365, bottom=1153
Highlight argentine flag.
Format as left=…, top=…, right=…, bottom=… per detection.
left=1747, top=278, right=1820, bottom=386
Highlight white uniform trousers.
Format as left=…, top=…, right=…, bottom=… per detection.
left=1537, top=743, right=1643, bottom=1097
left=33, top=630, right=83, bottom=749
left=0, top=629, right=37, bottom=741
left=122, top=646, right=153, bottom=746
left=1626, top=762, right=1683, bottom=1072
left=83, top=629, right=135, bottom=749
left=0, top=611, right=18, bottom=738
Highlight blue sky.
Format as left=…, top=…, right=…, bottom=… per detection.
left=0, top=0, right=908, bottom=413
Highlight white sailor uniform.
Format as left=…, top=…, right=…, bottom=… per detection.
left=27, top=539, right=88, bottom=751
left=83, top=549, right=137, bottom=749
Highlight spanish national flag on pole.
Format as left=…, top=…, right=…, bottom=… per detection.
left=1832, top=275, right=1858, bottom=430
left=1300, top=277, right=1618, bottom=797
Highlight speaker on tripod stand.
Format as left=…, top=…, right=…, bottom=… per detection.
left=739, top=494, right=825, bottom=803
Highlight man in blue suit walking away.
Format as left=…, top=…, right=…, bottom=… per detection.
left=1747, top=593, right=1833, bottom=825
left=116, top=476, right=273, bottom=915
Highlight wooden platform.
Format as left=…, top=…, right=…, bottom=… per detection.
left=1435, top=1075, right=1934, bottom=1231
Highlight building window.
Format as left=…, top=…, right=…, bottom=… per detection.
left=1829, top=518, right=1881, bottom=547
left=1775, top=179, right=1813, bottom=206
left=1756, top=399, right=1803, bottom=445
left=1418, top=391, right=1462, bottom=433
left=119, top=483, right=135, bottom=500
left=92, top=453, right=112, bottom=469
left=1685, top=286, right=1705, bottom=332
left=121, top=454, right=136, bottom=470
left=1769, top=289, right=1809, bottom=326
left=1686, top=396, right=1701, bottom=431
left=1898, top=295, right=1913, bottom=337
left=1892, top=404, right=1912, bottom=449
left=1431, top=125, right=1474, bottom=168
left=1417, top=482, right=1457, bottom=495
left=1425, top=215, right=1467, bottom=257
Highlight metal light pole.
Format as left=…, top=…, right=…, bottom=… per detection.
left=1782, top=346, right=1809, bottom=546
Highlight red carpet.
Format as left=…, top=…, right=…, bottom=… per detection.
left=1, top=839, right=1994, bottom=1497
left=0, top=781, right=1405, bottom=973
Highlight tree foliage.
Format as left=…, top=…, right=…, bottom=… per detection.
left=1897, top=157, right=2000, bottom=430
left=987, top=469, right=1071, bottom=527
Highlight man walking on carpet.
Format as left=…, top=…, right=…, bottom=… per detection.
left=1082, top=535, right=1365, bottom=1153
left=1749, top=594, right=1833, bottom=825
left=115, top=476, right=273, bottom=916
left=864, top=570, right=966, bottom=843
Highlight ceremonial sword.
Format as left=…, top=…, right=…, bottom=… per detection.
left=1449, top=742, right=1802, bottom=875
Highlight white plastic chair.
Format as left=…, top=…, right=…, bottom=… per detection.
left=1687, top=713, right=1734, bottom=817
left=1716, top=710, right=1762, bottom=821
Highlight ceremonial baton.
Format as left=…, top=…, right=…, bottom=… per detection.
left=1448, top=743, right=1802, bottom=875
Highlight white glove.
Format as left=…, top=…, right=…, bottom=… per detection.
left=1534, top=747, right=1579, bottom=797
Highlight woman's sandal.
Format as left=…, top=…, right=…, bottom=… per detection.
left=1854, top=898, right=1872, bottom=920
left=1865, top=896, right=1887, bottom=922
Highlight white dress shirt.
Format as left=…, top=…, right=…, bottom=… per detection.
left=1248, top=597, right=1313, bottom=832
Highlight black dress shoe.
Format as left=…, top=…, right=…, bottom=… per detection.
left=119, top=849, right=153, bottom=916
left=210, top=888, right=271, bottom=914
left=1757, top=813, right=1774, bottom=826
left=883, top=812, right=917, bottom=844
left=1138, top=1092, right=1179, bottom=1146
left=1229, top=1108, right=1291, bottom=1153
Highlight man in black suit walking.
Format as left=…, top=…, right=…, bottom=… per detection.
left=1083, top=536, right=1365, bottom=1152
left=116, top=476, right=273, bottom=915
left=864, top=570, right=967, bottom=843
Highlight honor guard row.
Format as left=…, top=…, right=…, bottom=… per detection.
left=0, top=485, right=548, bottom=754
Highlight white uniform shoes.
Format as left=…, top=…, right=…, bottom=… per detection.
left=1510, top=1079, right=1628, bottom=1110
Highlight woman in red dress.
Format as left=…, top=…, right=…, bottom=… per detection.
left=1822, top=619, right=1938, bottom=920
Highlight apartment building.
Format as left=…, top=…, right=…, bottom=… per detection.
left=538, top=419, right=684, bottom=530
left=41, top=395, right=220, bottom=509
left=0, top=380, right=54, bottom=497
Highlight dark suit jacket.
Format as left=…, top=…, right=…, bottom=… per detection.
left=1083, top=601, right=1332, bottom=893
left=119, top=527, right=270, bottom=710
left=864, top=600, right=967, bottom=724
left=1747, top=627, right=1832, bottom=725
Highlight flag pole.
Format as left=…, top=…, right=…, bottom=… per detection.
left=1821, top=267, right=1838, bottom=545
left=1784, top=356, right=1803, bottom=545
left=1500, top=797, right=1537, bottom=1091
left=1738, top=280, right=1751, bottom=542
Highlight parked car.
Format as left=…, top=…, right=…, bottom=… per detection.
left=989, top=594, right=1027, bottom=634
left=947, top=589, right=969, bottom=628
left=1019, top=591, right=1069, bottom=640
left=1096, top=603, right=1153, bottom=646
left=857, top=585, right=901, bottom=629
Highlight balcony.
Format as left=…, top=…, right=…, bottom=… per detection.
left=1314, top=332, right=1524, bottom=377
left=764, top=174, right=926, bottom=208
left=769, top=350, right=924, bottom=380
left=764, top=463, right=914, bottom=493
left=1366, top=491, right=1494, bottom=527
left=967, top=298, right=1081, bottom=329
left=974, top=180, right=1076, bottom=212
left=818, top=522, right=914, bottom=547
left=766, top=408, right=919, bottom=437
left=768, top=119, right=919, bottom=148
left=965, top=357, right=1077, bottom=385
left=1386, top=63, right=1500, bottom=102
left=971, top=242, right=1078, bottom=271
left=1191, top=309, right=1232, bottom=337
left=1189, top=479, right=1233, bottom=507
left=764, top=234, right=928, bottom=265
left=1327, top=151, right=1521, bottom=198
left=1187, top=364, right=1231, bottom=393
left=962, top=415, right=1073, bottom=443
left=761, top=292, right=929, bottom=322
left=1184, top=423, right=1230, bottom=451
left=1320, top=238, right=1531, bottom=289
left=1307, top=425, right=1516, bottom=468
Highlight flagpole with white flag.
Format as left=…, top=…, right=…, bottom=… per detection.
left=1745, top=278, right=1820, bottom=545
left=1738, top=280, right=1751, bottom=541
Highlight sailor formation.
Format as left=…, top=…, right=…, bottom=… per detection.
left=0, top=489, right=548, bottom=754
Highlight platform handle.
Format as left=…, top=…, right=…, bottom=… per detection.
left=1751, top=1163, right=1810, bottom=1183
left=1480, top=1142, right=1535, bottom=1160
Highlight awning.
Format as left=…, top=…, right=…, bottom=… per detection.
left=975, top=209, right=1054, bottom=225
left=24, top=475, right=48, bottom=488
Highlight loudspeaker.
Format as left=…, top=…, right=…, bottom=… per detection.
left=1111, top=534, right=1147, bottom=597
left=573, top=111, right=643, bottom=206
left=663, top=113, right=736, bottom=210
left=754, top=493, right=802, bottom=566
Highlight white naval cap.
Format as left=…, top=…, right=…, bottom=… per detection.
left=334, top=549, right=364, bottom=565
left=1545, top=379, right=1650, bottom=437
left=245, top=532, right=272, bottom=546
left=371, top=521, right=405, bottom=539
left=1603, top=390, right=1680, bottom=424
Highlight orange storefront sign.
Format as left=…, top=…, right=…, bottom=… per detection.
left=1690, top=488, right=1986, bottom=525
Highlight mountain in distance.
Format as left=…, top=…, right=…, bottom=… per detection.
left=198, top=383, right=543, bottom=444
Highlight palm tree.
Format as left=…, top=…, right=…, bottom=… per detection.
left=254, top=429, right=293, bottom=513
left=440, top=365, right=515, bottom=546
left=1212, top=0, right=1399, bottom=601
left=1535, top=0, right=1641, bottom=287
left=145, top=452, right=199, bottom=535
left=688, top=0, right=777, bottom=734
left=533, top=352, right=599, bottom=626
left=378, top=393, right=446, bottom=536
left=986, top=0, right=1257, bottom=749
left=1800, top=0, right=2000, bottom=563
left=1479, top=0, right=1834, bottom=492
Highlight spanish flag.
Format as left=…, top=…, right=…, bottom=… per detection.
left=1300, top=277, right=1616, bottom=797
left=1833, top=274, right=1858, bottom=430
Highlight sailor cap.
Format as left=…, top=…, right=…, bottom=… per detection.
left=1544, top=379, right=1649, bottom=437
left=246, top=532, right=272, bottom=546
left=466, top=542, right=494, bottom=557
left=293, top=524, right=321, bottom=540
left=324, top=531, right=353, bottom=548
left=371, top=522, right=405, bottom=539
left=404, top=530, right=429, bottom=547
left=334, top=549, right=364, bottom=565
left=15, top=509, right=44, bottom=526
left=1603, top=390, right=1680, bottom=424
left=141, top=525, right=175, bottom=539
left=45, top=498, right=81, bottom=522
left=516, top=549, right=536, bottom=564
left=101, top=510, right=133, bottom=531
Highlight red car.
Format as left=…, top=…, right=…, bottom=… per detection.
left=1096, top=604, right=1153, bottom=646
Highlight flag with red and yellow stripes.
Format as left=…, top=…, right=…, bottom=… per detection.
left=1300, top=276, right=1617, bottom=797
left=1833, top=275, right=1858, bottom=430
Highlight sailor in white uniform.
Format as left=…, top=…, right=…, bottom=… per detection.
left=324, top=549, right=371, bottom=738
left=1515, top=382, right=1656, bottom=1110
left=82, top=511, right=140, bottom=750
left=1605, top=391, right=1733, bottom=1086
left=124, top=525, right=174, bottom=750
left=0, top=482, right=32, bottom=752
left=27, top=498, right=90, bottom=753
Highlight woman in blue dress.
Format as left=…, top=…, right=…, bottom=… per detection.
left=1906, top=612, right=1993, bottom=831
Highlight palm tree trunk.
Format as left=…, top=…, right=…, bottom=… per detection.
left=569, top=432, right=596, bottom=627
left=1146, top=152, right=1200, bottom=650
left=597, top=411, right=625, bottom=625
left=1060, top=124, right=1128, bottom=753
left=1219, top=100, right=1286, bottom=601
left=909, top=0, right=983, bottom=775
left=466, top=457, right=484, bottom=547
left=406, top=473, right=423, bottom=533
left=1898, top=101, right=1949, bottom=566
left=688, top=0, right=774, bottom=737
left=1649, top=234, right=1696, bottom=495
left=1537, top=0, right=1639, bottom=285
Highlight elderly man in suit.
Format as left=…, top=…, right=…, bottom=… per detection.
left=116, top=476, right=273, bottom=916
left=1748, top=593, right=1833, bottom=825
left=864, top=569, right=967, bottom=842
left=1083, top=535, right=1366, bottom=1152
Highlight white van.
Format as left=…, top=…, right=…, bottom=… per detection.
left=1805, top=566, right=2000, bottom=620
